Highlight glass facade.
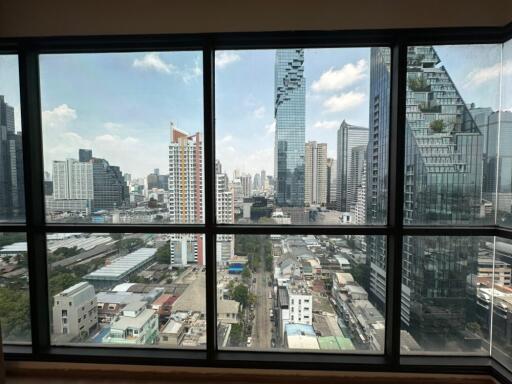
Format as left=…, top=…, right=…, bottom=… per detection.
left=274, top=49, right=306, bottom=208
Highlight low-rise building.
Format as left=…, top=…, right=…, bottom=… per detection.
left=52, top=282, right=98, bottom=342
left=159, top=319, right=185, bottom=347
left=217, top=299, right=240, bottom=324
left=102, top=301, right=158, bottom=345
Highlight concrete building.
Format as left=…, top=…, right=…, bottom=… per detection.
left=216, top=163, right=234, bottom=264
left=159, top=319, right=186, bottom=347
left=336, top=120, right=368, bottom=212
left=52, top=282, right=97, bottom=341
left=217, top=299, right=240, bottom=324
left=304, top=141, right=327, bottom=206
left=240, top=174, right=252, bottom=198
left=168, top=123, right=204, bottom=267
left=102, top=301, right=158, bottom=345
left=96, top=291, right=145, bottom=324
left=326, top=158, right=336, bottom=208
left=50, top=158, right=93, bottom=213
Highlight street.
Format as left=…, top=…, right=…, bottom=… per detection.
left=251, top=239, right=272, bottom=349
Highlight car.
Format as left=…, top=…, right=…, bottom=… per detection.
left=247, top=337, right=253, bottom=347
left=252, top=277, right=257, bottom=283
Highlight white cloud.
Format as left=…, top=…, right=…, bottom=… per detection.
left=464, top=60, right=512, bottom=88
left=132, top=53, right=176, bottom=74
left=42, top=104, right=168, bottom=177
left=253, top=106, right=266, bottom=119
left=311, top=59, right=367, bottom=93
left=323, top=91, right=365, bottom=113
left=215, top=52, right=241, bottom=69
left=312, top=120, right=339, bottom=131
left=265, top=121, right=276, bottom=136
left=42, top=104, right=77, bottom=128
left=219, top=134, right=233, bottom=143
left=181, top=57, right=203, bottom=83
left=103, top=122, right=123, bottom=133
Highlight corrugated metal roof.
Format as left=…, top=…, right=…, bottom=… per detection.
left=85, top=248, right=156, bottom=280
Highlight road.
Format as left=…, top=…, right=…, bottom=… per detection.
left=251, top=239, right=272, bottom=349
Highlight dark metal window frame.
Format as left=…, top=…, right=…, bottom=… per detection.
left=0, top=23, right=512, bottom=382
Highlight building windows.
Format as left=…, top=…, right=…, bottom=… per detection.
left=0, top=32, right=512, bottom=379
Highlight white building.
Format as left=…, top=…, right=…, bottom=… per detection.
left=102, top=301, right=158, bottom=345
left=49, top=158, right=93, bottom=214
left=240, top=174, right=252, bottom=198
left=52, top=282, right=97, bottom=341
left=168, top=123, right=204, bottom=267
left=288, top=288, right=313, bottom=326
left=305, top=141, right=327, bottom=206
left=216, top=170, right=235, bottom=264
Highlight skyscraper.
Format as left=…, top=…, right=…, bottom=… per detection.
left=89, top=156, right=128, bottom=211
left=326, top=158, right=336, bottom=208
left=0, top=96, right=24, bottom=220
left=348, top=144, right=367, bottom=212
left=367, top=46, right=483, bottom=347
left=274, top=49, right=306, bottom=207
left=240, top=174, right=252, bottom=198
left=216, top=160, right=234, bottom=263
left=304, top=141, right=327, bottom=206
left=168, top=123, right=204, bottom=267
left=78, top=149, right=92, bottom=163
left=336, top=120, right=368, bottom=212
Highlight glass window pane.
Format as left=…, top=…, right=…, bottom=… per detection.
left=404, top=45, right=501, bottom=226
left=498, top=40, right=512, bottom=227
left=491, top=237, right=512, bottom=368
left=0, top=232, right=31, bottom=344
left=215, top=48, right=390, bottom=225
left=0, top=55, right=25, bottom=222
left=217, top=234, right=386, bottom=353
left=47, top=232, right=205, bottom=348
left=39, top=52, right=204, bottom=224
left=401, top=235, right=490, bottom=354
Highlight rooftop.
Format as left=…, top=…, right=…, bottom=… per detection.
left=317, top=336, right=355, bottom=351
left=161, top=319, right=184, bottom=335
left=110, top=308, right=156, bottom=331
left=0, top=242, right=27, bottom=253
left=172, top=274, right=205, bottom=313
left=85, top=248, right=157, bottom=280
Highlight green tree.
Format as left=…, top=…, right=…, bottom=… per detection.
left=241, top=266, right=251, bottom=281
left=155, top=241, right=171, bottom=264
left=0, top=288, right=31, bottom=342
left=48, top=272, right=81, bottom=298
left=232, top=284, right=250, bottom=307
left=118, top=237, right=144, bottom=253
left=430, top=119, right=445, bottom=133
left=229, top=323, right=244, bottom=346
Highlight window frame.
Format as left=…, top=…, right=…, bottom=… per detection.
left=0, top=23, right=511, bottom=381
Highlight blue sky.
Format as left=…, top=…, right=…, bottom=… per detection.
left=1, top=42, right=511, bottom=180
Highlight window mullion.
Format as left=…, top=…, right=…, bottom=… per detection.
left=385, top=41, right=407, bottom=367
left=203, top=44, right=217, bottom=359
left=18, top=44, right=51, bottom=356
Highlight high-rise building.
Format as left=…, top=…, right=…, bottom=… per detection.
left=253, top=173, right=261, bottom=192
left=78, top=149, right=92, bottom=162
left=486, top=111, right=512, bottom=217
left=215, top=160, right=222, bottom=174
left=53, top=159, right=94, bottom=200
left=326, top=158, right=336, bottom=208
left=367, top=46, right=483, bottom=347
left=349, top=145, right=367, bottom=212
left=168, top=123, right=204, bottom=267
left=216, top=160, right=234, bottom=263
left=351, top=153, right=366, bottom=225
left=240, top=174, right=252, bottom=198
left=304, top=141, right=327, bottom=206
left=90, top=157, right=128, bottom=211
left=274, top=49, right=305, bottom=207
left=336, top=120, right=368, bottom=212
left=0, top=96, right=24, bottom=220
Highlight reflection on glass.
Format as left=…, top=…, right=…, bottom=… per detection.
left=215, top=48, right=390, bottom=225
left=47, top=233, right=205, bottom=348
left=404, top=45, right=501, bottom=226
left=0, top=232, right=30, bottom=343
left=39, top=52, right=204, bottom=224
left=0, top=55, right=25, bottom=222
left=498, top=40, right=512, bottom=227
left=401, top=236, right=490, bottom=354
left=217, top=234, right=387, bottom=353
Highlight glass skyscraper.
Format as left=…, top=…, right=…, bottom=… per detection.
left=274, top=49, right=305, bottom=207
left=367, top=46, right=484, bottom=349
